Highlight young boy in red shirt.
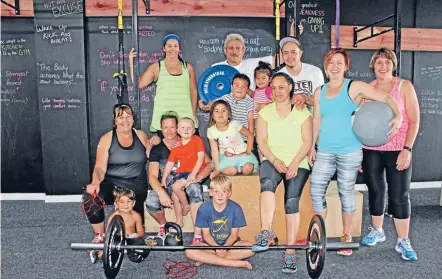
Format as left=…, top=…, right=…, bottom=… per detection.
left=161, top=117, right=205, bottom=228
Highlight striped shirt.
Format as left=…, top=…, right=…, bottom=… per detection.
left=219, top=94, right=253, bottom=141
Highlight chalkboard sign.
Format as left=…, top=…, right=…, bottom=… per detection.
left=86, top=16, right=279, bottom=156
left=411, top=0, right=442, bottom=181
left=413, top=53, right=442, bottom=181
left=1, top=18, right=45, bottom=193
left=33, top=0, right=90, bottom=195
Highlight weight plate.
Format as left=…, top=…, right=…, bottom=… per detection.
left=198, top=65, right=239, bottom=104
left=306, top=215, right=326, bottom=279
left=126, top=236, right=150, bottom=263
left=103, top=215, right=126, bottom=279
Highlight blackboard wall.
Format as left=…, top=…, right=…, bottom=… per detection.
left=1, top=0, right=441, bottom=194
left=1, top=18, right=45, bottom=193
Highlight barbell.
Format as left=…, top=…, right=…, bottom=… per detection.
left=70, top=214, right=359, bottom=279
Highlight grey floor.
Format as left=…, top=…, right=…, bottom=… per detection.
left=1, top=188, right=442, bottom=279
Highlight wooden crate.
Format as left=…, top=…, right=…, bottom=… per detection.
left=229, top=175, right=314, bottom=243
left=144, top=176, right=364, bottom=241
left=144, top=208, right=195, bottom=233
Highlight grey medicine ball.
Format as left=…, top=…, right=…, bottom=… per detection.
left=352, top=101, right=395, bottom=147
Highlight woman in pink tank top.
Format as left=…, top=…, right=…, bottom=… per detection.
left=360, top=48, right=420, bottom=261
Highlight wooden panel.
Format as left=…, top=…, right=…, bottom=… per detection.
left=440, top=181, right=442, bottom=207
left=85, top=0, right=284, bottom=17
left=229, top=175, right=313, bottom=244
left=145, top=209, right=195, bottom=233
left=331, top=25, right=442, bottom=52
left=1, top=0, right=34, bottom=17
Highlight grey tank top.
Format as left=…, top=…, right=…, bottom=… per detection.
left=105, top=128, right=148, bottom=189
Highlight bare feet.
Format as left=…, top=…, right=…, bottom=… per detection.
left=236, top=260, right=253, bottom=269
left=176, top=220, right=184, bottom=228
left=175, top=216, right=184, bottom=228
left=194, top=260, right=252, bottom=269
left=182, top=204, right=191, bottom=216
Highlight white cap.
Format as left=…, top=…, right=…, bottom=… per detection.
left=279, top=37, right=301, bottom=49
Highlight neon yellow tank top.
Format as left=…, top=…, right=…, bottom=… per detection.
left=150, top=60, right=196, bottom=131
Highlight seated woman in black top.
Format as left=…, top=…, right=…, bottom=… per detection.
left=83, top=104, right=160, bottom=263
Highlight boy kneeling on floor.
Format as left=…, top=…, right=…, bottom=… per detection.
left=185, top=175, right=254, bottom=269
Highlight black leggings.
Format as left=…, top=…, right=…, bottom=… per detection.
left=362, top=149, right=411, bottom=219
left=259, top=160, right=310, bottom=214
left=83, top=180, right=147, bottom=225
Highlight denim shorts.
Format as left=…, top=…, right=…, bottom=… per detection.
left=146, top=173, right=204, bottom=214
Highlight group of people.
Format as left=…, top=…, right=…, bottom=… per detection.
left=82, top=31, right=420, bottom=272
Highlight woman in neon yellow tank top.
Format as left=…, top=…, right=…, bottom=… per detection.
left=129, top=34, right=198, bottom=134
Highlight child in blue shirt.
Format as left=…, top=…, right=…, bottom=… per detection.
left=185, top=175, right=254, bottom=269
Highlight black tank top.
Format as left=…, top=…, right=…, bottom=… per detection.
left=105, top=128, right=148, bottom=190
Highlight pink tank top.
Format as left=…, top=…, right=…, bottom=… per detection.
left=363, top=78, right=409, bottom=151
left=252, top=87, right=272, bottom=119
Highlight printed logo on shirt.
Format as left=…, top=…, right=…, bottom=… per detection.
left=293, top=80, right=313, bottom=96
left=212, top=216, right=229, bottom=240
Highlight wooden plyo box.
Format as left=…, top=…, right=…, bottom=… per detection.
left=144, top=176, right=364, bottom=241
left=229, top=176, right=364, bottom=243
left=229, top=175, right=314, bottom=243
left=144, top=208, right=195, bottom=233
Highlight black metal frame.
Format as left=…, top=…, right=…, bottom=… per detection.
left=273, top=0, right=301, bottom=38
left=142, top=0, right=150, bottom=15
left=353, top=0, right=402, bottom=76
left=1, top=0, right=20, bottom=15
left=132, top=0, right=141, bottom=129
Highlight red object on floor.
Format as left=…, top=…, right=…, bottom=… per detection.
left=163, top=259, right=198, bottom=279
left=295, top=239, right=308, bottom=245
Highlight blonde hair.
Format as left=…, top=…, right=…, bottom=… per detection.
left=224, top=33, right=245, bottom=50
left=210, top=175, right=232, bottom=191
left=369, top=48, right=397, bottom=71
left=178, top=117, right=195, bottom=127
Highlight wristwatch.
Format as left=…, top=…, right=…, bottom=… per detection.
left=403, top=146, right=412, bottom=152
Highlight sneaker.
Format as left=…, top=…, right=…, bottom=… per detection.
left=158, top=225, right=165, bottom=237
left=88, top=233, right=104, bottom=264
left=282, top=252, right=297, bottom=273
left=337, top=234, right=353, bottom=256
left=252, top=229, right=278, bottom=252
left=395, top=238, right=417, bottom=261
left=192, top=236, right=202, bottom=245
left=362, top=226, right=386, bottom=246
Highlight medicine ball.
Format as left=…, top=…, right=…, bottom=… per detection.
left=352, top=101, right=395, bottom=147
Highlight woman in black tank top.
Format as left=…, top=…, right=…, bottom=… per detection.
left=82, top=104, right=160, bottom=262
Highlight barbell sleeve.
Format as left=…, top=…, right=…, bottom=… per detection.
left=70, top=242, right=359, bottom=251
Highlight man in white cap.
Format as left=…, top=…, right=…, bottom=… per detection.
left=278, top=36, right=324, bottom=111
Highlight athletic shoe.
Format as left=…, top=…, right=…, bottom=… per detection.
left=337, top=234, right=353, bottom=256
left=88, top=233, right=104, bottom=264
left=192, top=236, right=202, bottom=245
left=362, top=226, right=386, bottom=246
left=158, top=225, right=165, bottom=237
left=252, top=229, right=278, bottom=252
left=395, top=238, right=417, bottom=261
left=282, top=252, right=297, bottom=273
